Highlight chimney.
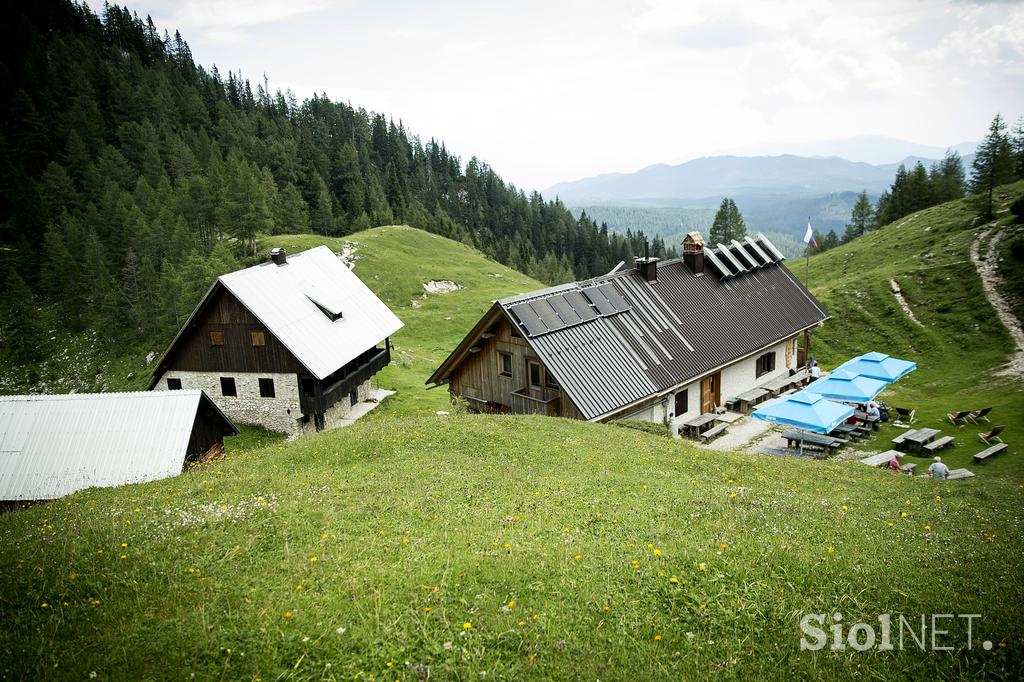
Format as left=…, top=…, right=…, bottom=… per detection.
left=682, top=232, right=705, bottom=274
left=270, top=247, right=287, bottom=266
left=634, top=239, right=659, bottom=282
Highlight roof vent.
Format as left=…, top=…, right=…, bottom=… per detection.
left=270, top=247, right=287, bottom=266
left=682, top=232, right=705, bottom=274
left=634, top=257, right=659, bottom=282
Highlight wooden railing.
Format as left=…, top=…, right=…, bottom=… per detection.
left=510, top=387, right=560, bottom=416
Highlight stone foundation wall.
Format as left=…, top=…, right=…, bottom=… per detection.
left=153, top=370, right=303, bottom=434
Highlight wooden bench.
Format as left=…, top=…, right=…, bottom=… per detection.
left=947, top=468, right=975, bottom=480
left=923, top=436, right=955, bottom=453
left=699, top=423, right=729, bottom=442
left=973, top=443, right=1008, bottom=463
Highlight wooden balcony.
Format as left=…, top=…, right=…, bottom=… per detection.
left=510, top=387, right=560, bottom=416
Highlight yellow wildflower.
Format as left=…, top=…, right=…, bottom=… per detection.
left=670, top=576, right=679, bottom=584
left=463, top=622, right=472, bottom=630
left=507, top=599, right=516, bottom=609
left=827, top=546, right=835, bottom=554
left=654, top=634, right=662, bottom=641
left=283, top=611, right=293, bottom=619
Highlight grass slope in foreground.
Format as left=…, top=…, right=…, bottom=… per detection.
left=799, top=181, right=1024, bottom=479
left=1, top=413, right=1022, bottom=678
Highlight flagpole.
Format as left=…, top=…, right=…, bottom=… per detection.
left=805, top=216, right=810, bottom=281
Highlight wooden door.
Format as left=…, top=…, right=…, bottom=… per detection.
left=700, top=372, right=720, bottom=413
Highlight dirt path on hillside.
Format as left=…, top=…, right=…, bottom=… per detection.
left=970, top=226, right=1024, bottom=379
left=889, top=278, right=923, bottom=326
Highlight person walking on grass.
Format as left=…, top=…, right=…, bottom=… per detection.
left=928, top=456, right=950, bottom=480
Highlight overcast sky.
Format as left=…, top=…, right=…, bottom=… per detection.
left=87, top=0, right=1024, bottom=191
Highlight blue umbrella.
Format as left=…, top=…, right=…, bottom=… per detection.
left=804, top=369, right=889, bottom=403
left=752, top=390, right=855, bottom=434
left=835, top=352, right=916, bottom=383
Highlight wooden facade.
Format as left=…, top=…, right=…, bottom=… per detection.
left=160, top=284, right=306, bottom=376
left=448, top=313, right=583, bottom=419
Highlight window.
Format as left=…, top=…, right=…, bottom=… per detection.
left=674, top=389, right=688, bottom=416
left=300, top=377, right=316, bottom=398
left=251, top=331, right=266, bottom=347
left=499, top=352, right=513, bottom=377
left=528, top=360, right=542, bottom=390
left=209, top=330, right=225, bottom=346
left=259, top=378, right=275, bottom=398
left=545, top=371, right=560, bottom=389
left=220, top=377, right=237, bottom=397
left=509, top=324, right=523, bottom=339
left=755, top=351, right=776, bottom=378
left=166, top=378, right=182, bottom=390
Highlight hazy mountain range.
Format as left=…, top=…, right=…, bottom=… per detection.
left=546, top=137, right=978, bottom=243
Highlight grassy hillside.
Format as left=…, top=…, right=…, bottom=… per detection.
left=4, top=198, right=1024, bottom=678
left=797, top=181, right=1024, bottom=478
left=2, top=413, right=1022, bottom=679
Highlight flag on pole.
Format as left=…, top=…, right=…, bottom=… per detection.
left=803, top=220, right=816, bottom=247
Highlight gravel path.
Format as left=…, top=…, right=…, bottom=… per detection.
left=970, top=226, right=1024, bottom=379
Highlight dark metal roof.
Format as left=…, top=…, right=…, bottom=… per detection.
left=429, top=233, right=828, bottom=420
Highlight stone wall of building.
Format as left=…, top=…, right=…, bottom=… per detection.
left=153, top=370, right=303, bottom=434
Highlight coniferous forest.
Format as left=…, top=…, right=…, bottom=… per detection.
left=0, top=1, right=662, bottom=370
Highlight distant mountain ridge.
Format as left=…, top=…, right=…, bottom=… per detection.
left=716, top=135, right=978, bottom=165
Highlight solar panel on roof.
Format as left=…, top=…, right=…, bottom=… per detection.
left=597, top=283, right=630, bottom=312
left=716, top=244, right=747, bottom=273
left=730, top=240, right=759, bottom=269
left=547, top=295, right=583, bottom=325
left=581, top=286, right=616, bottom=315
left=702, top=248, right=733, bottom=278
left=530, top=299, right=564, bottom=331
left=563, top=290, right=598, bottom=320
left=742, top=236, right=772, bottom=265
left=509, top=303, right=548, bottom=336
left=757, top=233, right=786, bottom=261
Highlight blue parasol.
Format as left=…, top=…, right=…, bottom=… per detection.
left=835, top=352, right=916, bottom=383
left=752, top=390, right=855, bottom=434
left=804, top=369, right=889, bottom=403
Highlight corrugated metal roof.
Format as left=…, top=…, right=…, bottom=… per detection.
left=430, top=234, right=829, bottom=421
left=218, top=246, right=404, bottom=380
left=0, top=391, right=236, bottom=501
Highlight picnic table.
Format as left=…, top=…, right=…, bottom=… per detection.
left=682, top=412, right=718, bottom=439
left=782, top=430, right=844, bottom=454
left=900, top=427, right=941, bottom=454
left=735, top=387, right=770, bottom=414
left=831, top=423, right=865, bottom=440
left=853, top=410, right=880, bottom=430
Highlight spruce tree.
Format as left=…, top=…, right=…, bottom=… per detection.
left=969, top=114, right=1016, bottom=219
left=2, top=268, right=45, bottom=365
left=709, top=198, right=747, bottom=243
left=844, top=190, right=875, bottom=243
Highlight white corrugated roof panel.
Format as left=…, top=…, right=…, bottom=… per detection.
left=0, top=390, right=223, bottom=501
left=219, top=246, right=404, bottom=380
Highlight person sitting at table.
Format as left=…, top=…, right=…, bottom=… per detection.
left=866, top=401, right=880, bottom=421
left=927, top=456, right=950, bottom=480
left=810, top=362, right=822, bottom=379
left=888, top=452, right=910, bottom=474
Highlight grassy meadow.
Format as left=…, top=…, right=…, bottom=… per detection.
left=3, top=190, right=1024, bottom=678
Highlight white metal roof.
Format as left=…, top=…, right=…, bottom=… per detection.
left=0, top=390, right=229, bottom=501
left=218, top=245, right=404, bottom=380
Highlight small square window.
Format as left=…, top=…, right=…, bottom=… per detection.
left=546, top=371, right=560, bottom=389
left=755, top=351, right=776, bottom=378
left=209, top=330, right=225, bottom=347
left=251, top=331, right=266, bottom=347
left=166, top=378, right=182, bottom=390
left=259, top=378, right=275, bottom=398
left=220, top=377, right=237, bottom=397
left=499, top=352, right=513, bottom=377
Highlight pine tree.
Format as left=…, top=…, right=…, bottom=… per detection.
left=1011, top=116, right=1024, bottom=180
left=843, top=190, right=875, bottom=243
left=709, top=198, right=747, bottom=243
left=969, top=114, right=1016, bottom=219
left=822, top=230, right=839, bottom=251
left=2, top=269, right=45, bottom=365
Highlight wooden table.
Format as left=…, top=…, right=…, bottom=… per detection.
left=832, top=423, right=863, bottom=440
left=736, top=388, right=770, bottom=414
left=854, top=410, right=881, bottom=430
left=901, top=427, right=941, bottom=454
left=682, top=412, right=718, bottom=439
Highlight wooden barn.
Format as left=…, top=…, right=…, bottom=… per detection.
left=427, top=232, right=830, bottom=425
left=148, top=246, right=403, bottom=434
left=0, top=390, right=237, bottom=502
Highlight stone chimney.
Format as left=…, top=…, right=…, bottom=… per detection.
left=634, top=239, right=659, bottom=282
left=682, top=232, right=705, bottom=274
left=270, top=247, right=287, bottom=266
